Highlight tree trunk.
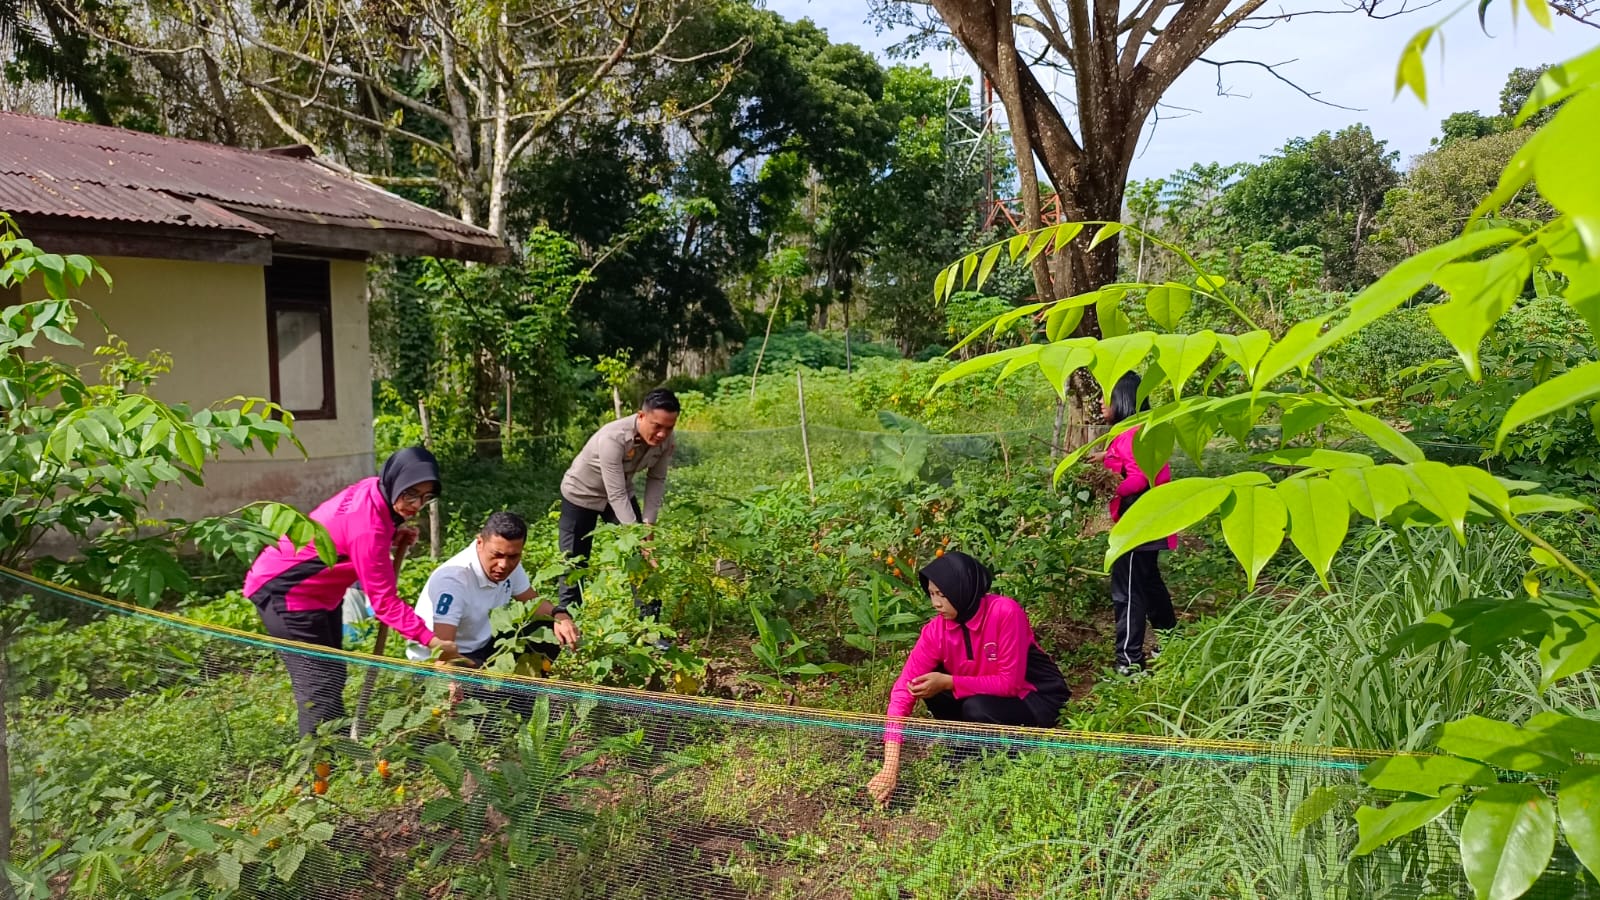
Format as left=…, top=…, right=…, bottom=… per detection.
left=750, top=282, right=784, bottom=399
left=474, top=351, right=502, bottom=459
left=990, top=0, right=1057, bottom=306
left=502, top=367, right=514, bottom=454
left=843, top=295, right=852, bottom=375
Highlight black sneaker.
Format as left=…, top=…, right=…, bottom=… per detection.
left=648, top=637, right=674, bottom=652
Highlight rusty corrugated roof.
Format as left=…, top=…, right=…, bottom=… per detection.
left=0, top=111, right=505, bottom=262
left=0, top=173, right=272, bottom=233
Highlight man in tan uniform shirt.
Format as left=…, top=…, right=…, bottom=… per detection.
left=555, top=388, right=679, bottom=631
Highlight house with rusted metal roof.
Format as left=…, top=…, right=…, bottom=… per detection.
left=0, top=111, right=507, bottom=520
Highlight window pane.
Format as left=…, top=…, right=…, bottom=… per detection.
left=275, top=308, right=326, bottom=412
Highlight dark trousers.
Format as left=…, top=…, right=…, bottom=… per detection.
left=460, top=638, right=561, bottom=668
left=1110, top=549, right=1175, bottom=669
left=457, top=638, right=556, bottom=724
left=923, top=688, right=1064, bottom=728
left=555, top=496, right=643, bottom=612
left=252, top=593, right=346, bottom=736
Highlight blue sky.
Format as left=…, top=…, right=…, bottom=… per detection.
left=763, top=0, right=1597, bottom=182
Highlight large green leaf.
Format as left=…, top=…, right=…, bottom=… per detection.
left=1362, top=754, right=1497, bottom=797
left=1497, top=360, right=1600, bottom=448
left=1152, top=331, right=1217, bottom=400
left=1219, top=485, right=1287, bottom=590
left=1045, top=303, right=1086, bottom=342
left=991, top=301, right=1048, bottom=336
left=1276, top=478, right=1349, bottom=587
left=1452, top=466, right=1514, bottom=517
left=1460, top=784, right=1556, bottom=900
left=1527, top=711, right=1600, bottom=754
left=1437, top=598, right=1555, bottom=654
left=1171, top=405, right=1219, bottom=467
left=1215, top=330, right=1272, bottom=382
left=1342, top=409, right=1425, bottom=464
left=1537, top=607, right=1600, bottom=689
left=1516, top=46, right=1600, bottom=126
left=1508, top=494, right=1589, bottom=516
left=1090, top=333, right=1155, bottom=397
left=975, top=245, right=1002, bottom=289
left=1292, top=785, right=1355, bottom=833
left=1145, top=283, right=1192, bottom=331
left=274, top=842, right=308, bottom=883
left=1088, top=222, right=1123, bottom=249
left=1314, top=227, right=1521, bottom=358
left=997, top=345, right=1045, bottom=382
left=1280, top=397, right=1341, bottom=442
left=931, top=345, right=1036, bottom=392
left=1131, top=422, right=1177, bottom=489
left=1097, top=289, right=1132, bottom=338
left=1535, top=88, right=1600, bottom=224
left=1393, top=27, right=1435, bottom=103
left=1330, top=466, right=1411, bottom=523
left=1254, top=315, right=1328, bottom=388
left=1436, top=716, right=1573, bottom=774
left=1429, top=248, right=1534, bottom=380
left=1050, top=221, right=1087, bottom=252
left=1354, top=788, right=1461, bottom=856
left=1404, top=461, right=1472, bottom=541
left=1254, top=448, right=1376, bottom=469
left=1104, top=478, right=1232, bottom=567
left=1035, top=343, right=1094, bottom=400
left=1559, top=766, right=1600, bottom=882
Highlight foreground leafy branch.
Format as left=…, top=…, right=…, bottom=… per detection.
left=1, top=215, right=332, bottom=602
left=931, top=32, right=1600, bottom=899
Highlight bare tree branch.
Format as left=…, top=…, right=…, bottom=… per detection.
left=1198, top=55, right=1364, bottom=110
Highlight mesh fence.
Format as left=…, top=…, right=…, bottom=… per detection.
left=1, top=566, right=1531, bottom=900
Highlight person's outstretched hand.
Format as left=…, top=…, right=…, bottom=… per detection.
left=866, top=764, right=898, bottom=805
left=553, top=614, right=581, bottom=650
left=393, top=527, right=420, bottom=556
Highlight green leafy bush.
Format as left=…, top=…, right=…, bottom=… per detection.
left=724, top=322, right=900, bottom=375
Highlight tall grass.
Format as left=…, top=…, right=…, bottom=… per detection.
left=1077, top=526, right=1600, bottom=750
left=884, top=753, right=1468, bottom=900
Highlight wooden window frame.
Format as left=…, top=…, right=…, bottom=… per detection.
left=264, top=257, right=337, bottom=420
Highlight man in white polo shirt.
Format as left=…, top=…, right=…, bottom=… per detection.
left=409, top=511, right=579, bottom=668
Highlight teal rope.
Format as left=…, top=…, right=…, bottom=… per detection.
left=9, top=575, right=1366, bottom=772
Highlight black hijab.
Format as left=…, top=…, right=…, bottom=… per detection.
left=918, top=551, right=993, bottom=625
left=378, top=446, right=441, bottom=523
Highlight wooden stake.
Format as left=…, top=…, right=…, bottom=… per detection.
left=350, top=548, right=408, bottom=740
left=418, top=398, right=441, bottom=559
left=797, top=370, right=816, bottom=500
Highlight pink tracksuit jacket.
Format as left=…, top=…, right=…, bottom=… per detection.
left=1103, top=426, right=1179, bottom=551
left=884, top=593, right=1043, bottom=743
left=243, top=477, right=434, bottom=645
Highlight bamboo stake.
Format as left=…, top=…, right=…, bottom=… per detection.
left=797, top=370, right=816, bottom=500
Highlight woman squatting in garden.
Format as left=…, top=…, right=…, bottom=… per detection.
left=244, top=446, right=458, bottom=735
left=1091, top=371, right=1179, bottom=676
left=866, top=551, right=1069, bottom=804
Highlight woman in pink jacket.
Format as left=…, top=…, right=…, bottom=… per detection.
left=866, top=551, right=1068, bottom=803
left=1093, top=372, right=1178, bottom=675
left=245, top=447, right=457, bottom=735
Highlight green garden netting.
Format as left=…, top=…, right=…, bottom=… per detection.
left=2, top=564, right=1536, bottom=900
